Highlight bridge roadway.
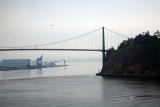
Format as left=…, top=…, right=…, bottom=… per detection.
left=0, top=48, right=107, bottom=52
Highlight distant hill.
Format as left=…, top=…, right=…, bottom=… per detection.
left=100, top=30, right=160, bottom=75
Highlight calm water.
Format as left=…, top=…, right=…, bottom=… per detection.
left=0, top=61, right=160, bottom=107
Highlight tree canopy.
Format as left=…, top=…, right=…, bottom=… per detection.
left=105, top=30, right=160, bottom=60
left=118, top=30, right=160, bottom=49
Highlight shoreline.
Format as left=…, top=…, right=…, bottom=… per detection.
left=0, top=65, right=68, bottom=71
left=96, top=73, right=160, bottom=80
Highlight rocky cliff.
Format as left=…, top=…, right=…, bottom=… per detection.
left=100, top=45, right=160, bottom=75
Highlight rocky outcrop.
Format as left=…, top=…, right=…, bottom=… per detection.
left=100, top=45, right=160, bottom=75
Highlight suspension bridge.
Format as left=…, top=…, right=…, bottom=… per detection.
left=0, top=27, right=129, bottom=64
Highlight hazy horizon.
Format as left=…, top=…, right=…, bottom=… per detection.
left=0, top=0, right=160, bottom=59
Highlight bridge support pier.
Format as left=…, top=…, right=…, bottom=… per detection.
left=102, top=27, right=105, bottom=65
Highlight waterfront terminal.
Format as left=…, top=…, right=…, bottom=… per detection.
left=0, top=55, right=67, bottom=70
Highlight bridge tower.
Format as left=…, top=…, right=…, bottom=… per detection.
left=102, top=27, right=105, bottom=65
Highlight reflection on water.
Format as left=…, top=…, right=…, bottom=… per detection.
left=37, top=69, right=42, bottom=76
left=0, top=61, right=160, bottom=107
left=0, top=70, right=31, bottom=80
left=0, top=62, right=101, bottom=80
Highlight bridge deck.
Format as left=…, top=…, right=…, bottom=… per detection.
left=0, top=48, right=106, bottom=52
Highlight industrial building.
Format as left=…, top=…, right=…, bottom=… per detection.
left=1, top=59, right=30, bottom=68
left=0, top=55, right=67, bottom=70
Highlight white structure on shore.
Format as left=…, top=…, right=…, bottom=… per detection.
left=0, top=59, right=30, bottom=68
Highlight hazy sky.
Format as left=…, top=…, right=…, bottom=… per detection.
left=0, top=0, right=160, bottom=60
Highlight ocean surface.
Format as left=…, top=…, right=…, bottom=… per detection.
left=0, top=61, right=160, bottom=107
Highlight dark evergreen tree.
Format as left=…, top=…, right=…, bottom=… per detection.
left=105, top=47, right=115, bottom=60
left=118, top=31, right=160, bottom=49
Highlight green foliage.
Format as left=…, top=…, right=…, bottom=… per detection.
left=118, top=38, right=134, bottom=49
left=118, top=30, right=160, bottom=49
left=119, top=45, right=160, bottom=74
left=102, top=30, right=160, bottom=75
left=105, top=47, right=115, bottom=60
left=154, top=30, right=160, bottom=38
